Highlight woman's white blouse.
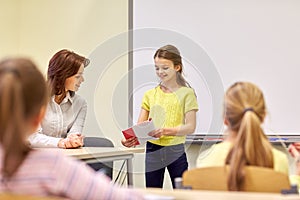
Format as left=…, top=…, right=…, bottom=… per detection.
left=28, top=93, right=87, bottom=147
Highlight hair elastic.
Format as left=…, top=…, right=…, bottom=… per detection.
left=243, top=107, right=254, bottom=114
left=0, top=67, right=20, bottom=78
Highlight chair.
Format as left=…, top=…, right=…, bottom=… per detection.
left=83, top=137, right=114, bottom=179
left=182, top=166, right=291, bottom=193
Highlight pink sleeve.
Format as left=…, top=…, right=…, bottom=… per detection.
left=49, top=152, right=144, bottom=200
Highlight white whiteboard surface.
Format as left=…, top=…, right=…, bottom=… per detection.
left=132, top=0, right=300, bottom=134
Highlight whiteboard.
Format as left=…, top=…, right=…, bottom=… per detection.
left=132, top=0, right=300, bottom=134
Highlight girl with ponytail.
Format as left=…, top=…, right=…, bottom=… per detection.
left=196, top=82, right=289, bottom=191
left=0, top=58, right=48, bottom=180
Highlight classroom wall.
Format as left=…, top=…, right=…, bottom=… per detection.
left=0, top=0, right=19, bottom=57
left=0, top=0, right=129, bottom=145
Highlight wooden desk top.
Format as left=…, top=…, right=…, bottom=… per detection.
left=139, top=188, right=300, bottom=200
left=61, top=147, right=144, bottom=159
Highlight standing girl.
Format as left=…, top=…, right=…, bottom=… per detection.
left=122, top=44, right=198, bottom=188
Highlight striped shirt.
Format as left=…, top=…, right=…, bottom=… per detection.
left=0, top=148, right=144, bottom=200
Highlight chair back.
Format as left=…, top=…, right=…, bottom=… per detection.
left=84, top=137, right=114, bottom=147
left=83, top=137, right=114, bottom=179
left=182, top=166, right=291, bottom=193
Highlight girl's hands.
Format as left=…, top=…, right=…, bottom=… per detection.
left=288, top=143, right=300, bottom=175
left=291, top=142, right=300, bottom=151
left=121, top=137, right=138, bottom=148
left=148, top=128, right=164, bottom=138
left=288, top=143, right=300, bottom=159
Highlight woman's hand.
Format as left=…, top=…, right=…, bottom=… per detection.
left=58, top=133, right=84, bottom=148
left=58, top=138, right=66, bottom=148
left=121, top=137, right=138, bottom=148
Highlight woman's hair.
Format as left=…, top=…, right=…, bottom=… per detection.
left=47, top=49, right=90, bottom=102
left=224, top=82, right=273, bottom=191
left=0, top=58, right=48, bottom=179
left=154, top=44, right=191, bottom=88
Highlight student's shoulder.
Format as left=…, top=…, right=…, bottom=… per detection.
left=196, top=142, right=231, bottom=167
left=144, top=87, right=158, bottom=95
left=178, top=87, right=196, bottom=95
left=212, top=142, right=232, bottom=151
left=272, top=147, right=288, bottom=161
left=200, top=142, right=231, bottom=157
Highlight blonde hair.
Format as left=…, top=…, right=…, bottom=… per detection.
left=0, top=58, right=48, bottom=179
left=224, top=82, right=273, bottom=191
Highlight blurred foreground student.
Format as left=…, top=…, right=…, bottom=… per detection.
left=0, top=58, right=143, bottom=200
left=29, top=49, right=88, bottom=149
left=122, top=45, right=198, bottom=188
left=196, top=82, right=289, bottom=191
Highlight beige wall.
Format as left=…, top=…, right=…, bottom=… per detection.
left=0, top=0, right=20, bottom=57
left=0, top=0, right=128, bottom=77
left=18, top=0, right=128, bottom=73
left=0, top=0, right=129, bottom=141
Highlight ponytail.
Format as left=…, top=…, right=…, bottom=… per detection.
left=224, top=82, right=273, bottom=191
left=0, top=58, right=48, bottom=180
left=0, top=70, right=30, bottom=179
left=176, top=71, right=191, bottom=88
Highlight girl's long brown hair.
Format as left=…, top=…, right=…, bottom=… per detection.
left=0, top=58, right=48, bottom=180
left=224, top=82, right=273, bottom=191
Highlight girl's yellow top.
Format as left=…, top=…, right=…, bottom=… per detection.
left=141, top=86, right=198, bottom=146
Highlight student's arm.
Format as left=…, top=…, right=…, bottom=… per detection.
left=149, top=109, right=197, bottom=138
left=137, top=108, right=149, bottom=123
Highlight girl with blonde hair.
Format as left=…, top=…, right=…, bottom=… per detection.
left=196, top=82, right=288, bottom=191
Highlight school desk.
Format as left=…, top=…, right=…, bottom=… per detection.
left=62, top=147, right=144, bottom=186
left=139, top=188, right=300, bottom=200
